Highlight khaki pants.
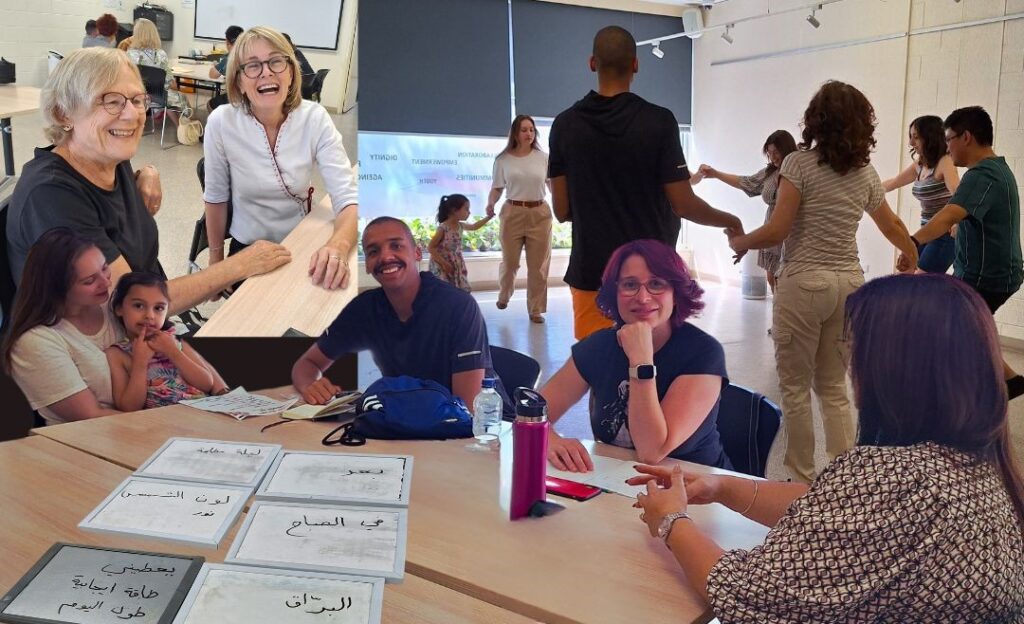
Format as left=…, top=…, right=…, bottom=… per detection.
left=773, top=268, right=863, bottom=482
left=570, top=287, right=615, bottom=340
left=498, top=201, right=552, bottom=316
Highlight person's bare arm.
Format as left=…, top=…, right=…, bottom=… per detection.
left=914, top=203, right=968, bottom=244
left=291, top=344, right=342, bottom=405
left=106, top=341, right=149, bottom=412
left=550, top=176, right=571, bottom=222
left=728, top=177, right=800, bottom=251
left=882, top=162, right=918, bottom=193
left=204, top=201, right=230, bottom=266
left=309, top=204, right=358, bottom=290
left=427, top=228, right=454, bottom=275
left=45, top=389, right=121, bottom=421
left=868, top=199, right=918, bottom=272
left=664, top=179, right=742, bottom=231
left=485, top=187, right=503, bottom=217
left=164, top=241, right=291, bottom=314
left=462, top=215, right=493, bottom=232
left=936, top=155, right=960, bottom=194
left=452, top=368, right=485, bottom=408
left=537, top=358, right=594, bottom=472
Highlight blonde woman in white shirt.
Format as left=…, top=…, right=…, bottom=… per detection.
left=203, top=26, right=358, bottom=290
left=486, top=115, right=552, bottom=323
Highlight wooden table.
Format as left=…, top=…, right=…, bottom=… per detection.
left=169, top=63, right=224, bottom=109
left=1, top=437, right=533, bottom=623
left=35, top=393, right=770, bottom=624
left=196, top=198, right=357, bottom=338
left=0, top=85, right=42, bottom=177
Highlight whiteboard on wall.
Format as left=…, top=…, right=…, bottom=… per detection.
left=194, top=0, right=344, bottom=50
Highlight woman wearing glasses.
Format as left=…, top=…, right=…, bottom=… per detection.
left=203, top=26, right=358, bottom=291
left=7, top=48, right=290, bottom=308
left=539, top=239, right=732, bottom=472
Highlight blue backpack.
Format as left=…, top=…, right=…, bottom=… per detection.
left=322, top=376, right=473, bottom=447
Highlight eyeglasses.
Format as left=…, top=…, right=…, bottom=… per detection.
left=240, top=56, right=290, bottom=79
left=98, top=92, right=151, bottom=115
left=617, top=277, right=673, bottom=296
left=944, top=132, right=963, bottom=144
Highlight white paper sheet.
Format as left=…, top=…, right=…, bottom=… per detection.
left=258, top=452, right=412, bottom=507
left=136, top=438, right=280, bottom=487
left=179, top=388, right=298, bottom=420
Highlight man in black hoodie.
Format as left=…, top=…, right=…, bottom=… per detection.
left=548, top=26, right=742, bottom=340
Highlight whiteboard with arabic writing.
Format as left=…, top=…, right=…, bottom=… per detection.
left=225, top=502, right=407, bottom=581
left=135, top=438, right=281, bottom=488
left=256, top=452, right=412, bottom=507
left=172, top=564, right=383, bottom=624
left=79, top=477, right=251, bottom=548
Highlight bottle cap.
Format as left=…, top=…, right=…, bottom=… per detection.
left=514, top=387, right=547, bottom=422
left=481, top=377, right=496, bottom=389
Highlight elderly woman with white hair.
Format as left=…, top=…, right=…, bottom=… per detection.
left=6, top=47, right=291, bottom=308
left=203, top=26, right=358, bottom=290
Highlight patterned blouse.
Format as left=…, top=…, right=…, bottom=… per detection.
left=707, top=443, right=1024, bottom=623
left=739, top=166, right=783, bottom=276
left=114, top=332, right=207, bottom=409
left=428, top=222, right=470, bottom=292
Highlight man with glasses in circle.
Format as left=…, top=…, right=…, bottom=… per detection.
left=901, top=106, right=1024, bottom=399
left=7, top=47, right=291, bottom=307
left=537, top=239, right=732, bottom=473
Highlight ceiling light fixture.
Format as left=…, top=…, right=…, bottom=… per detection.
left=721, top=24, right=734, bottom=44
left=807, top=5, right=822, bottom=28
left=652, top=42, right=665, bottom=58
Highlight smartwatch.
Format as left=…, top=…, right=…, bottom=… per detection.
left=628, top=364, right=656, bottom=380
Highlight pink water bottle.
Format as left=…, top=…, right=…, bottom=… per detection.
left=510, top=388, right=549, bottom=520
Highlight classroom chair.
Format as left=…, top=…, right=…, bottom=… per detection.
left=490, top=346, right=541, bottom=421
left=0, top=193, right=17, bottom=333
left=302, top=69, right=330, bottom=102
left=138, top=65, right=184, bottom=149
left=189, top=158, right=233, bottom=275
left=716, top=383, right=781, bottom=478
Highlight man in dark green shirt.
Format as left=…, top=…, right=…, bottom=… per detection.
left=906, top=106, right=1024, bottom=398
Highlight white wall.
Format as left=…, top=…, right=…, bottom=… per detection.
left=0, top=0, right=357, bottom=111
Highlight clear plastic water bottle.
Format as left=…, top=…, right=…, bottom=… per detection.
left=472, top=378, right=502, bottom=442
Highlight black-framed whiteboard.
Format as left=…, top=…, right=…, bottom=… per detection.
left=193, top=0, right=344, bottom=50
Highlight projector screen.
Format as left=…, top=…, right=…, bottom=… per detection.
left=194, top=0, right=344, bottom=50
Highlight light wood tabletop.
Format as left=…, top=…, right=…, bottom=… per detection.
left=34, top=392, right=770, bottom=624
left=2, top=436, right=534, bottom=623
left=0, top=85, right=42, bottom=118
left=169, top=63, right=225, bottom=85
left=195, top=198, right=357, bottom=338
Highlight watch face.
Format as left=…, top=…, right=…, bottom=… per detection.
left=636, top=365, right=655, bottom=380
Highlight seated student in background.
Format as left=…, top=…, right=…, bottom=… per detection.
left=106, top=272, right=227, bottom=411
left=292, top=217, right=503, bottom=409
left=127, top=19, right=189, bottom=126
left=209, top=25, right=243, bottom=79
left=204, top=26, right=357, bottom=291
left=282, top=33, right=315, bottom=95
left=428, top=193, right=492, bottom=292
left=539, top=239, right=731, bottom=472
left=82, top=19, right=109, bottom=48
left=633, top=274, right=1024, bottom=620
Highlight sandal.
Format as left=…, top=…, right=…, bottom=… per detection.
left=530, top=314, right=544, bottom=324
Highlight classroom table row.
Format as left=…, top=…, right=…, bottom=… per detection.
left=31, top=387, right=770, bottom=624
left=0, top=435, right=535, bottom=623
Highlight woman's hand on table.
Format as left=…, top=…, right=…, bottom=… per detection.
left=135, top=166, right=163, bottom=215
left=627, top=464, right=722, bottom=506
left=300, top=377, right=342, bottom=405
left=235, top=240, right=292, bottom=278
left=634, top=465, right=688, bottom=536
left=547, top=431, right=594, bottom=472
left=309, top=245, right=349, bottom=290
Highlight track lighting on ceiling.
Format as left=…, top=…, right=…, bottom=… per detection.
left=652, top=42, right=665, bottom=58
left=807, top=5, right=822, bottom=28
left=721, top=24, right=734, bottom=44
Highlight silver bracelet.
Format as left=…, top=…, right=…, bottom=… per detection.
left=739, top=479, right=759, bottom=515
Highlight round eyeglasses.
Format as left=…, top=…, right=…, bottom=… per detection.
left=98, top=92, right=151, bottom=116
left=617, top=277, right=673, bottom=297
left=240, top=56, right=290, bottom=79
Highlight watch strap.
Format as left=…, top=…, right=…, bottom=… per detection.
left=659, top=511, right=691, bottom=544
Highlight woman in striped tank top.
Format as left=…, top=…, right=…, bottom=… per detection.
left=883, top=115, right=960, bottom=273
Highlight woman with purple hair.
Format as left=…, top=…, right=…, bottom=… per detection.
left=632, top=274, right=1024, bottom=620
left=539, top=239, right=731, bottom=472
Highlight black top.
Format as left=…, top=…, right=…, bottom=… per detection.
left=318, top=272, right=506, bottom=399
left=572, top=323, right=731, bottom=468
left=295, top=48, right=315, bottom=83
left=548, top=91, right=690, bottom=290
left=7, top=147, right=161, bottom=282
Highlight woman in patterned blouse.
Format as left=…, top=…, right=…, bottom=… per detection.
left=633, top=273, right=1024, bottom=622
left=697, top=130, right=797, bottom=293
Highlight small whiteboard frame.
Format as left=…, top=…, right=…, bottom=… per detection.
left=256, top=451, right=413, bottom=507
left=171, top=564, right=384, bottom=624
left=0, top=542, right=203, bottom=624
left=225, top=501, right=407, bottom=582
left=79, top=476, right=251, bottom=548
left=134, top=437, right=282, bottom=488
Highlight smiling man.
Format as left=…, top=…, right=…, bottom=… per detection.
left=292, top=217, right=504, bottom=408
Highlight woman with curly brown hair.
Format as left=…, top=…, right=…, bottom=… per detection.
left=727, top=81, right=919, bottom=482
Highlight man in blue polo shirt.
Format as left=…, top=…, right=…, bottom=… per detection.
left=904, top=106, right=1024, bottom=398
left=292, top=216, right=501, bottom=408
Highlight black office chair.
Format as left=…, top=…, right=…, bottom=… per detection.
left=138, top=64, right=183, bottom=149
left=716, top=383, right=781, bottom=478
left=302, top=68, right=330, bottom=102
left=189, top=158, right=233, bottom=275
left=490, top=346, right=541, bottom=421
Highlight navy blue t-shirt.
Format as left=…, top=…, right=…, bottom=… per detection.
left=317, top=272, right=499, bottom=394
left=572, top=323, right=731, bottom=468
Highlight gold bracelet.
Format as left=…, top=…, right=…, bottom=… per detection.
left=739, top=479, right=759, bottom=515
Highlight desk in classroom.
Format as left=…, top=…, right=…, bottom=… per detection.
left=169, top=63, right=224, bottom=108
left=34, top=390, right=770, bottom=624
left=196, top=197, right=357, bottom=338
left=2, top=436, right=533, bottom=623
left=0, top=85, right=42, bottom=178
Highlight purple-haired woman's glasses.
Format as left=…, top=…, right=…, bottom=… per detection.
left=617, top=277, right=672, bottom=297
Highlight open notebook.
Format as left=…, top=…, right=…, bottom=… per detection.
left=282, top=391, right=361, bottom=421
